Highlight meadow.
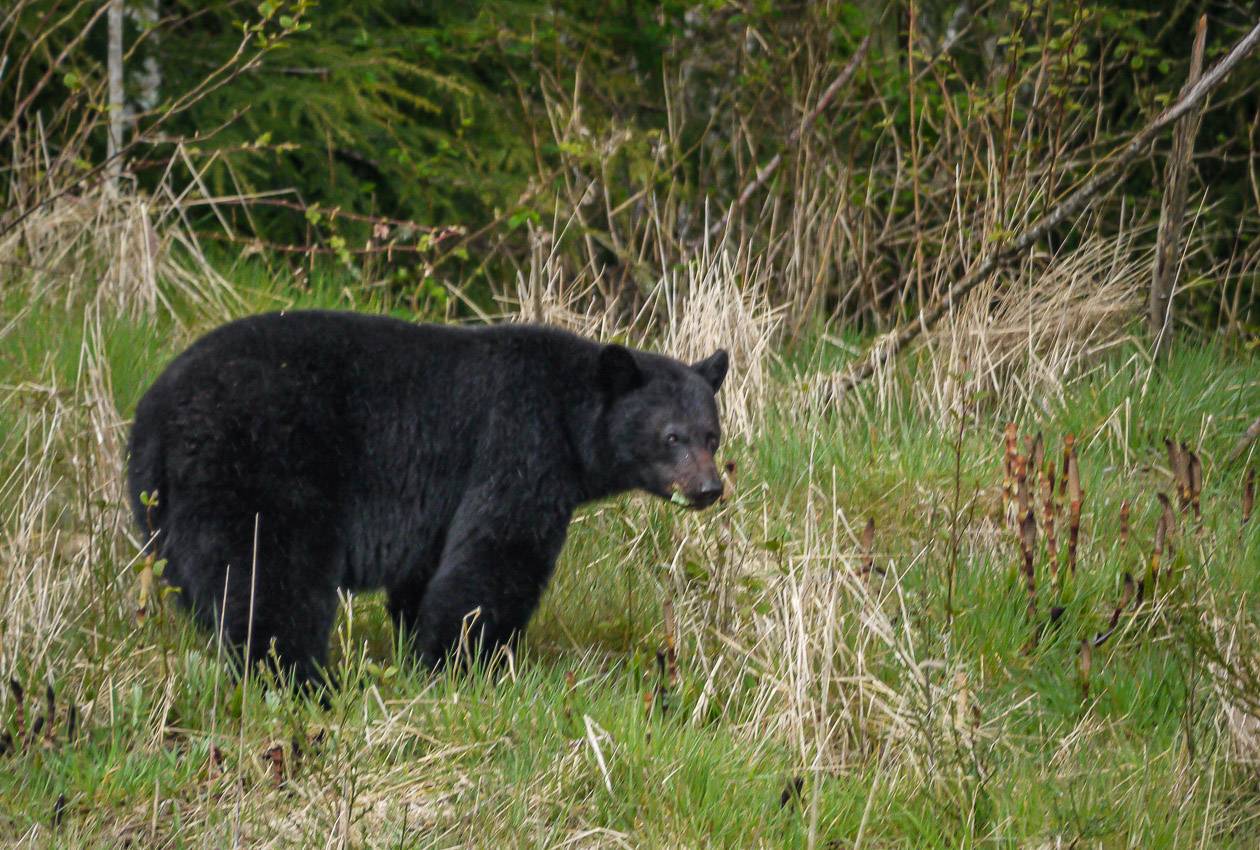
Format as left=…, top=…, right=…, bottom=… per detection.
left=1, top=257, right=1257, bottom=847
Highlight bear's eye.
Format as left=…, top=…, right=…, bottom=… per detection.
left=664, top=432, right=680, bottom=446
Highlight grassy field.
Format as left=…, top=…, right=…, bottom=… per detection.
left=1, top=270, right=1258, bottom=848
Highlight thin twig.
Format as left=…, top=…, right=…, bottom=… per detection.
left=188, top=196, right=455, bottom=232
left=706, top=35, right=871, bottom=241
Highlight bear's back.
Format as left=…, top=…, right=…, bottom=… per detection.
left=129, top=312, right=611, bottom=587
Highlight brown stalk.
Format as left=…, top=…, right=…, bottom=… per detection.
left=1016, top=456, right=1037, bottom=621
left=1059, top=434, right=1075, bottom=502
left=10, top=680, right=24, bottom=744
left=43, top=684, right=55, bottom=747
left=859, top=518, right=875, bottom=577
left=1166, top=438, right=1192, bottom=511
left=261, top=744, right=285, bottom=787
left=1067, top=445, right=1082, bottom=575
left=1002, top=423, right=1018, bottom=527
left=653, top=651, right=676, bottom=718
left=1158, top=491, right=1179, bottom=551
left=1094, top=572, right=1137, bottom=647
left=1119, top=499, right=1131, bottom=546
left=1042, top=463, right=1058, bottom=584
left=1019, top=509, right=1037, bottom=621
left=1015, top=455, right=1030, bottom=522
left=779, top=777, right=805, bottom=810
left=1188, top=451, right=1203, bottom=525
left=1029, top=432, right=1045, bottom=482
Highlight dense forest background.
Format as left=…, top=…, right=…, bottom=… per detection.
left=4, top=0, right=1258, bottom=336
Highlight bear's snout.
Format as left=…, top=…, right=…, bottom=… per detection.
left=675, top=452, right=724, bottom=509
left=689, top=478, right=724, bottom=509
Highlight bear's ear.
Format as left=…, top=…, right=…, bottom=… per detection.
left=691, top=350, right=729, bottom=393
left=597, top=344, right=644, bottom=398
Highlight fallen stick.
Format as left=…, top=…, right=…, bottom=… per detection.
left=1227, top=414, right=1260, bottom=464
left=831, top=21, right=1260, bottom=399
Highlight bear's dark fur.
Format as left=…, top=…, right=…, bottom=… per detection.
left=127, top=310, right=727, bottom=683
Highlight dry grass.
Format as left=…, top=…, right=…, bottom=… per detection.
left=0, top=181, right=238, bottom=327
left=0, top=321, right=130, bottom=680
left=909, top=228, right=1149, bottom=422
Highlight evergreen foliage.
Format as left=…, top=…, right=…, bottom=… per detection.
left=3, top=1, right=1258, bottom=326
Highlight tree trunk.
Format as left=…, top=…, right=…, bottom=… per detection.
left=1149, top=16, right=1207, bottom=357
left=106, top=0, right=125, bottom=193
left=132, top=0, right=163, bottom=124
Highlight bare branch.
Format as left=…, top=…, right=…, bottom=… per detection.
left=707, top=35, right=871, bottom=241
left=1228, top=414, right=1260, bottom=464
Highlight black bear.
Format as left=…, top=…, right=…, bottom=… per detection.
left=127, top=310, right=728, bottom=684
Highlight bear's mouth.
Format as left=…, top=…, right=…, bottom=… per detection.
left=666, top=484, right=722, bottom=511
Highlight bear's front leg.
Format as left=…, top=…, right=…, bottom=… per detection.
left=410, top=517, right=568, bottom=670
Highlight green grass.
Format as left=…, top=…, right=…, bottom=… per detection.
left=1, top=287, right=1258, bottom=848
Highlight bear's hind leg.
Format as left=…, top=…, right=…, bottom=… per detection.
left=217, top=570, right=340, bottom=688
left=169, top=512, right=341, bottom=688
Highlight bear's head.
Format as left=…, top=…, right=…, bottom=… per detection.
left=597, top=344, right=729, bottom=509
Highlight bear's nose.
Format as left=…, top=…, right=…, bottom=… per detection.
left=694, top=480, right=724, bottom=507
